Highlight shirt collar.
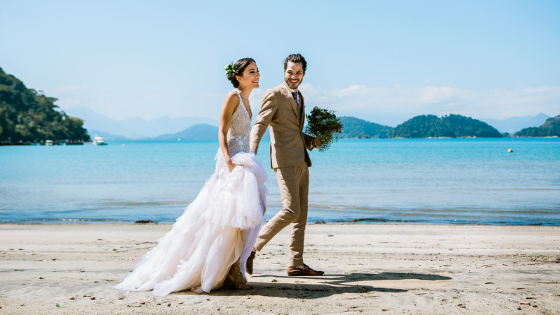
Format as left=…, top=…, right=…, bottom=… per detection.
left=283, top=80, right=298, bottom=94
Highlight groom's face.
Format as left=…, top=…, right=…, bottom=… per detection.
left=284, top=61, right=304, bottom=90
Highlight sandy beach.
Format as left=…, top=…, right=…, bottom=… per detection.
left=0, top=224, right=558, bottom=314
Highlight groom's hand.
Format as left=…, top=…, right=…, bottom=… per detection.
left=312, top=137, right=322, bottom=148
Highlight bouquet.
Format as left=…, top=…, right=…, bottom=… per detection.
left=305, top=106, right=343, bottom=152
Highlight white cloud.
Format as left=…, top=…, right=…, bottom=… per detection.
left=299, top=84, right=560, bottom=124
left=248, top=88, right=264, bottom=113
left=55, top=98, right=81, bottom=108
left=51, top=85, right=87, bottom=109
left=54, top=85, right=85, bottom=93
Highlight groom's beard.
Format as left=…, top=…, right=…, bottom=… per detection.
left=285, top=78, right=302, bottom=90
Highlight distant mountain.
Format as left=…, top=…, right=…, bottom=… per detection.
left=151, top=123, right=271, bottom=141
left=481, top=113, right=550, bottom=134
left=339, top=116, right=393, bottom=138
left=515, top=115, right=560, bottom=137
left=150, top=124, right=219, bottom=141
left=88, top=129, right=129, bottom=141
left=390, top=114, right=502, bottom=138
left=64, top=107, right=218, bottom=139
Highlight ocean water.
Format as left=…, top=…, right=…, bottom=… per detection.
left=1, top=138, right=559, bottom=225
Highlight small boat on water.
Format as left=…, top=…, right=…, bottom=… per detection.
left=45, top=140, right=53, bottom=146
left=92, top=136, right=108, bottom=146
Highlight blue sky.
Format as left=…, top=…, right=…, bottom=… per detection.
left=1, top=0, right=559, bottom=126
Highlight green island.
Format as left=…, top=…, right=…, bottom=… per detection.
left=339, top=114, right=506, bottom=139
left=514, top=115, right=560, bottom=137
left=338, top=116, right=392, bottom=139
left=0, top=67, right=90, bottom=144
left=388, top=114, right=502, bottom=138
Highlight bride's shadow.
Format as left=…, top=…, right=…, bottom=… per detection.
left=206, top=272, right=452, bottom=299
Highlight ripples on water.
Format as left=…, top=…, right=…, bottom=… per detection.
left=1, top=139, right=559, bottom=225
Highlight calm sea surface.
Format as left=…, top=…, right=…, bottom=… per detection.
left=1, top=139, right=559, bottom=225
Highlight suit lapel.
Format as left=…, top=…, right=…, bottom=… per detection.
left=280, top=83, right=300, bottom=119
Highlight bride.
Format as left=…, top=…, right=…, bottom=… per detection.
left=113, top=58, right=267, bottom=295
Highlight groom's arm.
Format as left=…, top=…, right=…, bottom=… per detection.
left=250, top=91, right=277, bottom=154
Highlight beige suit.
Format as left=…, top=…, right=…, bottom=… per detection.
left=250, top=82, right=315, bottom=266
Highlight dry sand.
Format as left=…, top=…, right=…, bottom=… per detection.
left=0, top=223, right=559, bottom=314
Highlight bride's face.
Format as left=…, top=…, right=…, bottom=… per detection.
left=236, top=62, right=260, bottom=90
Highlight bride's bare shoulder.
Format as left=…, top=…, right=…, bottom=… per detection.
left=224, top=90, right=240, bottom=103
left=222, top=90, right=240, bottom=112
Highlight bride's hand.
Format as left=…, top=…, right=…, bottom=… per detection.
left=227, top=160, right=241, bottom=172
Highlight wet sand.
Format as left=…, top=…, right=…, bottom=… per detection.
left=0, top=224, right=558, bottom=314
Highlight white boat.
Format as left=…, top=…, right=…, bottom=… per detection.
left=45, top=140, right=53, bottom=146
left=92, top=135, right=108, bottom=146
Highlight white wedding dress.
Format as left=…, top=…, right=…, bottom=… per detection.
left=113, top=91, right=267, bottom=295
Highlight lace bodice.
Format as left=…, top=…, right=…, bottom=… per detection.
left=226, top=90, right=251, bottom=156
left=215, top=90, right=251, bottom=175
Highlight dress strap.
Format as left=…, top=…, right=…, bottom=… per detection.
left=234, top=89, right=247, bottom=116
left=235, top=89, right=243, bottom=104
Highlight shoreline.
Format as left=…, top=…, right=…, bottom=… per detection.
left=2, top=220, right=560, bottom=226
left=1, top=223, right=559, bottom=314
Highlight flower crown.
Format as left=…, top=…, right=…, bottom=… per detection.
left=224, top=62, right=237, bottom=80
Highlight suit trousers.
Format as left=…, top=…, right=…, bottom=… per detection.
left=253, top=162, right=309, bottom=266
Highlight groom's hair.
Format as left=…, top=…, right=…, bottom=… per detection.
left=284, top=54, right=307, bottom=74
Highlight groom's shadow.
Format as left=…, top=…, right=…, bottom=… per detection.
left=209, top=272, right=452, bottom=299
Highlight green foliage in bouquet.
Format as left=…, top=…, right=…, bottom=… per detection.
left=305, top=106, right=343, bottom=152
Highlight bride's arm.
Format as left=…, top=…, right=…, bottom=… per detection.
left=219, top=91, right=240, bottom=172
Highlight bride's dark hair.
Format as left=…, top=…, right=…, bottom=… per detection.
left=227, top=58, right=256, bottom=88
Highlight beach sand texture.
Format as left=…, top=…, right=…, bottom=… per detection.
left=0, top=224, right=558, bottom=314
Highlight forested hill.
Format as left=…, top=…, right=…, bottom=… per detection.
left=0, top=67, right=90, bottom=142
left=389, top=114, right=502, bottom=138
left=515, top=115, right=560, bottom=137
left=339, top=116, right=393, bottom=138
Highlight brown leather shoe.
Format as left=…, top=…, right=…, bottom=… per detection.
left=287, top=264, right=324, bottom=276
left=246, top=251, right=256, bottom=275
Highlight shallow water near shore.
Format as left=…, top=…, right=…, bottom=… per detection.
left=1, top=138, right=559, bottom=225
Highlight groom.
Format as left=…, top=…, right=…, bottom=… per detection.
left=248, top=53, right=324, bottom=276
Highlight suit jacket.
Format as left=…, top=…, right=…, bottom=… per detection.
left=250, top=82, right=314, bottom=169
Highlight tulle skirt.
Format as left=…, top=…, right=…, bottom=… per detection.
left=112, top=152, right=267, bottom=296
